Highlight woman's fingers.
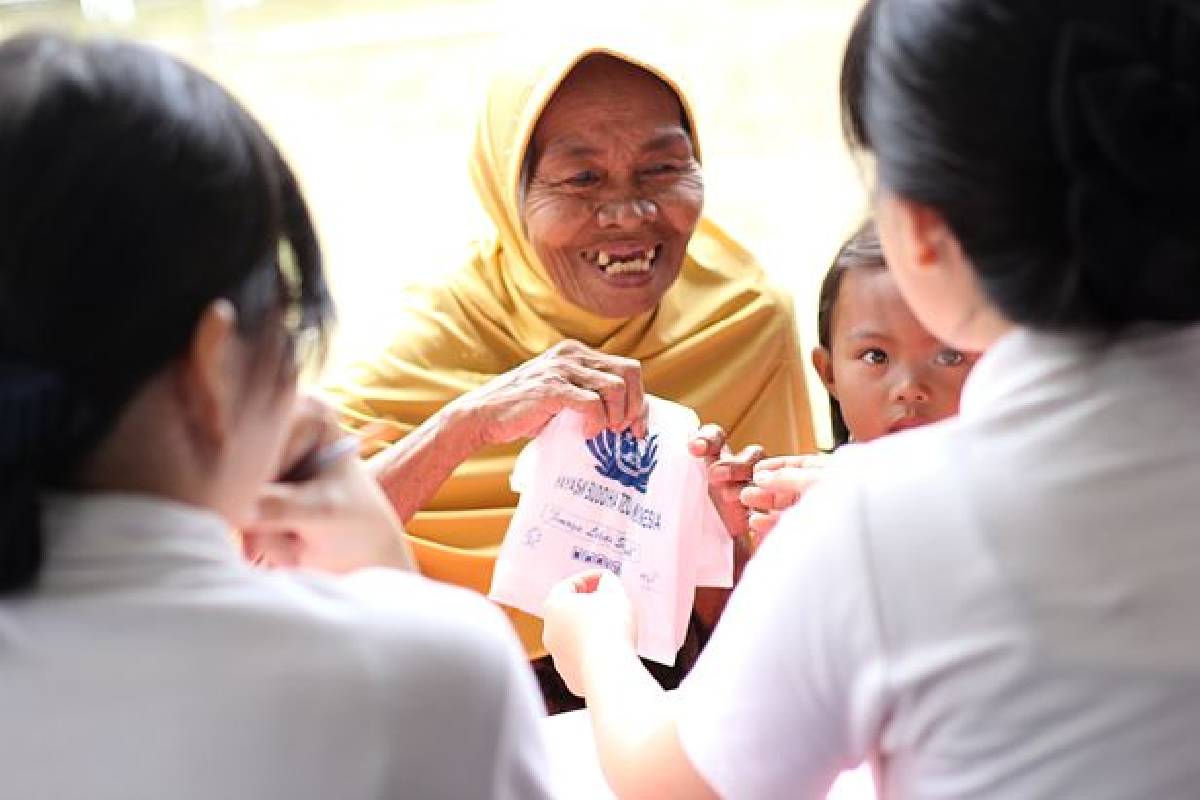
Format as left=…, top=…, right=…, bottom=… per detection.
left=241, top=529, right=302, bottom=569
left=557, top=361, right=629, bottom=433
left=551, top=383, right=615, bottom=439
left=584, top=353, right=646, bottom=435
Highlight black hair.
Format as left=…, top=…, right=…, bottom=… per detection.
left=817, top=219, right=887, bottom=447
left=840, top=0, right=877, bottom=153
left=858, top=0, right=1200, bottom=331
left=0, top=32, right=333, bottom=594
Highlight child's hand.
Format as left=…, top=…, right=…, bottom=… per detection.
left=543, top=570, right=636, bottom=698
left=688, top=423, right=765, bottom=539
left=241, top=396, right=416, bottom=575
left=742, top=455, right=830, bottom=543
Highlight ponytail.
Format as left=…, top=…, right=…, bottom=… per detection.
left=0, top=362, right=75, bottom=593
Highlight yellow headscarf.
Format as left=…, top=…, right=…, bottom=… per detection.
left=326, top=45, right=816, bottom=658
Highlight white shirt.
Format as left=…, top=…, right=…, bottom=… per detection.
left=0, top=494, right=552, bottom=800
left=678, top=324, right=1200, bottom=799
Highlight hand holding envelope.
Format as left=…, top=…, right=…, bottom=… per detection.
left=491, top=396, right=730, bottom=667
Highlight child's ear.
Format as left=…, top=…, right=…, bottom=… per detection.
left=811, top=346, right=837, bottom=399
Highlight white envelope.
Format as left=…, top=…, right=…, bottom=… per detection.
left=490, top=396, right=731, bottom=665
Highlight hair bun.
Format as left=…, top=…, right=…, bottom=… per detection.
left=1051, top=0, right=1200, bottom=325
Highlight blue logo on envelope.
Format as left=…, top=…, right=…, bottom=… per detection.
left=586, top=428, right=659, bottom=494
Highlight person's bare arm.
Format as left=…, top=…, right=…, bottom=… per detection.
left=544, top=572, right=719, bottom=800
left=365, top=339, right=649, bottom=524
left=367, top=399, right=485, bottom=523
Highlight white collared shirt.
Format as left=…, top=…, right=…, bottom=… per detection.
left=678, top=323, right=1200, bottom=799
left=0, top=494, right=551, bottom=800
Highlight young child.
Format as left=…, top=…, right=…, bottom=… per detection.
left=695, top=219, right=979, bottom=542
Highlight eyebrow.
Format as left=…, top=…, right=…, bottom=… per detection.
left=541, top=139, right=602, bottom=160
left=641, top=129, right=692, bottom=153
left=845, top=329, right=894, bottom=342
left=540, top=128, right=692, bottom=162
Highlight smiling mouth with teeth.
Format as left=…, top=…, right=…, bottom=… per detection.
left=586, top=244, right=661, bottom=276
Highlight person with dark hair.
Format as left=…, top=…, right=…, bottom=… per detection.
left=812, top=219, right=975, bottom=448
left=542, top=1, right=1200, bottom=797
left=0, top=32, right=550, bottom=798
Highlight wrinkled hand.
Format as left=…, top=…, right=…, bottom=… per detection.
left=543, top=570, right=636, bottom=698
left=463, top=340, right=647, bottom=446
left=688, top=423, right=766, bottom=540
left=241, top=396, right=415, bottom=574
left=742, top=454, right=829, bottom=543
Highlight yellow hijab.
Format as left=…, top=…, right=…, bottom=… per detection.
left=327, top=45, right=815, bottom=658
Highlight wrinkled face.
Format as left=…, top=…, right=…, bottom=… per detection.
left=818, top=267, right=978, bottom=442
left=522, top=56, right=704, bottom=318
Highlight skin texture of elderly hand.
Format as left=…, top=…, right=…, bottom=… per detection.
left=742, top=454, right=830, bottom=543
left=369, top=339, right=648, bottom=526
left=242, top=396, right=415, bottom=574
left=466, top=339, right=648, bottom=446
left=543, top=569, right=637, bottom=698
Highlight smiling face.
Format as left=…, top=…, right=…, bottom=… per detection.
left=813, top=266, right=978, bottom=443
left=521, top=55, right=704, bottom=318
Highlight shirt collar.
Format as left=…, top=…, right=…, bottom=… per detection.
left=960, top=322, right=1200, bottom=420
left=41, top=492, right=242, bottom=571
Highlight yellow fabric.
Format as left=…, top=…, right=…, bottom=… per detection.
left=326, top=45, right=816, bottom=659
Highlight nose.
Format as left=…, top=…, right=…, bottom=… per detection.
left=595, top=197, right=657, bottom=229
left=890, top=368, right=930, bottom=405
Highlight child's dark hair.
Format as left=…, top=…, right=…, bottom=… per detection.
left=0, top=32, right=334, bottom=594
left=817, top=220, right=887, bottom=447
left=858, top=0, right=1200, bottom=331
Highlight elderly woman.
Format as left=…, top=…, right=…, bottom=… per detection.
left=327, top=46, right=815, bottom=687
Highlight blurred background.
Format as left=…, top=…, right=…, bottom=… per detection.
left=0, top=0, right=869, bottom=445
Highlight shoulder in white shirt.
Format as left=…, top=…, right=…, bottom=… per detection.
left=0, top=493, right=552, bottom=800
left=678, top=323, right=1200, bottom=800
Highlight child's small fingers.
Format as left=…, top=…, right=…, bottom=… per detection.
left=756, top=467, right=820, bottom=499
left=690, top=423, right=728, bottom=459
left=715, top=481, right=749, bottom=506
left=740, top=485, right=774, bottom=512
left=773, top=489, right=798, bottom=509
left=754, top=453, right=825, bottom=476
left=722, top=445, right=766, bottom=481
left=748, top=511, right=780, bottom=536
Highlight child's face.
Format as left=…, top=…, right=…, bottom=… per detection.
left=813, top=267, right=978, bottom=443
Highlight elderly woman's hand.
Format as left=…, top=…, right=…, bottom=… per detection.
left=242, top=396, right=415, bottom=574
left=741, top=454, right=829, bottom=544
left=462, top=339, right=648, bottom=446
left=688, top=423, right=766, bottom=540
